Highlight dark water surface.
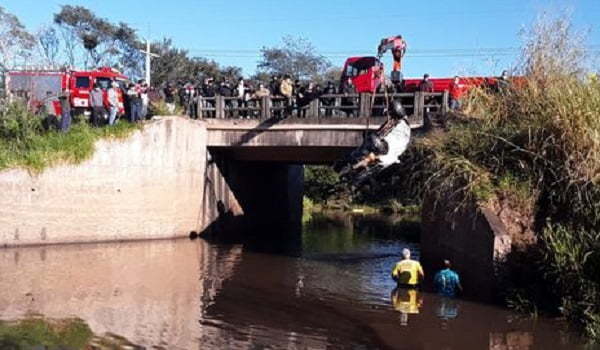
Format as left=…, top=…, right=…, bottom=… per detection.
left=0, top=213, right=591, bottom=349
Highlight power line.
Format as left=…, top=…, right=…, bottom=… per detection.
left=185, top=45, right=600, bottom=55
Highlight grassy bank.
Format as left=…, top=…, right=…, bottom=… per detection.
left=0, top=317, right=141, bottom=349
left=0, top=317, right=92, bottom=349
left=417, top=16, right=600, bottom=340
left=0, top=102, right=140, bottom=172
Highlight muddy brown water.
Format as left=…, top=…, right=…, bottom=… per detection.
left=0, top=213, right=592, bottom=349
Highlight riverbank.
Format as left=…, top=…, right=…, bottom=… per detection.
left=0, top=102, right=140, bottom=172
left=303, top=195, right=420, bottom=216
left=0, top=317, right=141, bottom=349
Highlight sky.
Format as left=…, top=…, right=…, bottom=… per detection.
left=3, top=0, right=600, bottom=78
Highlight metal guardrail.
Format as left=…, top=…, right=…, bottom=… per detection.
left=197, top=91, right=449, bottom=123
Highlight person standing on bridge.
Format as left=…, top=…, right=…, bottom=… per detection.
left=279, top=75, right=294, bottom=117
left=391, top=248, right=425, bottom=288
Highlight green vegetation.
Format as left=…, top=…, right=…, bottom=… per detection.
left=0, top=317, right=141, bottom=349
left=418, top=15, right=600, bottom=340
left=149, top=99, right=185, bottom=116
left=0, top=102, right=140, bottom=172
left=0, top=317, right=93, bottom=349
left=303, top=165, right=423, bottom=213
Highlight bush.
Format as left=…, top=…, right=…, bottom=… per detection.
left=304, top=165, right=342, bottom=202
left=0, top=102, right=43, bottom=142
left=541, top=225, right=600, bottom=339
left=0, top=102, right=140, bottom=172
left=149, top=99, right=184, bottom=116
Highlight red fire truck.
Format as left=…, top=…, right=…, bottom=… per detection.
left=5, top=67, right=129, bottom=116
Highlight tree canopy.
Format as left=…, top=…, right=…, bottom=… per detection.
left=53, top=5, right=143, bottom=76
left=257, top=36, right=331, bottom=81
left=0, top=6, right=36, bottom=71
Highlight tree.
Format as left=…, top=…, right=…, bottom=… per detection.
left=37, top=26, right=60, bottom=66
left=0, top=6, right=36, bottom=71
left=53, top=5, right=143, bottom=76
left=257, top=36, right=331, bottom=80
left=149, top=38, right=243, bottom=86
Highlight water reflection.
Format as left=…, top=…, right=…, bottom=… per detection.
left=391, top=288, right=424, bottom=326
left=490, top=331, right=534, bottom=350
left=0, top=239, right=242, bottom=349
left=0, top=212, right=590, bottom=349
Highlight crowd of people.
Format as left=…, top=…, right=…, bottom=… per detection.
left=45, top=79, right=152, bottom=133
left=159, top=72, right=473, bottom=120
left=158, top=75, right=357, bottom=119
left=46, top=70, right=511, bottom=132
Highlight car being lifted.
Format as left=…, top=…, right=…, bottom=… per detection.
left=333, top=101, right=411, bottom=186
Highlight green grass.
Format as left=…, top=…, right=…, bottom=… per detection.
left=0, top=317, right=93, bottom=349
left=0, top=103, right=140, bottom=173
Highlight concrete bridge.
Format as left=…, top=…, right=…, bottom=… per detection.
left=201, top=91, right=446, bottom=239
left=203, top=91, right=446, bottom=163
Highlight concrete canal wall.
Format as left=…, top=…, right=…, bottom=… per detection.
left=0, top=117, right=211, bottom=246
left=421, top=193, right=535, bottom=301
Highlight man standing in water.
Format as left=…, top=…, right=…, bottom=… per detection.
left=391, top=248, right=425, bottom=287
left=434, top=260, right=462, bottom=297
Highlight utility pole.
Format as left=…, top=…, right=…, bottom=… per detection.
left=140, top=38, right=159, bottom=85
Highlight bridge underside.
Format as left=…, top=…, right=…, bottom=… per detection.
left=205, top=117, right=398, bottom=163
left=208, top=146, right=353, bottom=164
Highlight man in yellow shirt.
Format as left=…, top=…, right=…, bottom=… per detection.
left=392, top=248, right=425, bottom=287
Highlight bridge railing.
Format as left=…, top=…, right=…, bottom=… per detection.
left=198, top=91, right=449, bottom=123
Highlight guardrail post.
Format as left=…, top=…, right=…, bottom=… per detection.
left=261, top=96, right=270, bottom=119
left=414, top=91, right=424, bottom=125
left=442, top=90, right=449, bottom=115
left=215, top=96, right=224, bottom=119
left=359, top=93, right=371, bottom=118
left=197, top=97, right=204, bottom=118
left=309, top=98, right=320, bottom=119
left=334, top=96, right=341, bottom=117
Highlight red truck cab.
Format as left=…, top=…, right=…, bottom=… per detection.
left=341, top=56, right=505, bottom=97
left=341, top=56, right=384, bottom=93
left=70, top=67, right=129, bottom=114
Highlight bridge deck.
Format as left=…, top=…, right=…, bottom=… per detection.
left=205, top=117, right=425, bottom=163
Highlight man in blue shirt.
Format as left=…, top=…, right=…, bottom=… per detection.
left=434, top=260, right=462, bottom=297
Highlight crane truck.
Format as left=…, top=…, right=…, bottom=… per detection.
left=335, top=35, right=505, bottom=185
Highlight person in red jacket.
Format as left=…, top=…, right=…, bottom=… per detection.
left=449, top=76, right=467, bottom=110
